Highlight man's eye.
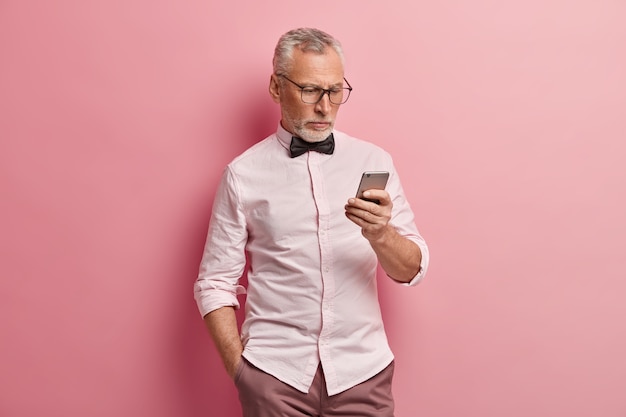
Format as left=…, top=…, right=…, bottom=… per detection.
left=302, top=88, right=320, bottom=95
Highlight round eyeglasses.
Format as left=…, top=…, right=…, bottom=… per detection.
left=279, top=74, right=353, bottom=105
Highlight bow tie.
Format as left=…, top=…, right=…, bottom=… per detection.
left=289, top=134, right=335, bottom=158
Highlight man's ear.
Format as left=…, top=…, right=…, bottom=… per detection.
left=269, top=74, right=281, bottom=103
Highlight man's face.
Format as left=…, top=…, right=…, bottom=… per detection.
left=270, top=47, right=344, bottom=143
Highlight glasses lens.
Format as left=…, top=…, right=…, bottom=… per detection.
left=297, top=83, right=351, bottom=105
left=301, top=87, right=323, bottom=104
left=330, top=88, right=351, bottom=105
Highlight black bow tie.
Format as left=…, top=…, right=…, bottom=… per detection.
left=289, top=134, right=335, bottom=158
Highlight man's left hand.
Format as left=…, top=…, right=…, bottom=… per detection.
left=344, top=189, right=392, bottom=242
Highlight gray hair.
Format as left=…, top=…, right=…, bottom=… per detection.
left=272, top=28, right=344, bottom=76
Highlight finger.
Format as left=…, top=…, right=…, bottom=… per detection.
left=362, top=189, right=390, bottom=205
left=345, top=207, right=381, bottom=225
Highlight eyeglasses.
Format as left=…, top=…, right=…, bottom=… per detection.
left=279, top=74, right=353, bottom=105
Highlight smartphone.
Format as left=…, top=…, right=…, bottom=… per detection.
left=355, top=171, right=389, bottom=204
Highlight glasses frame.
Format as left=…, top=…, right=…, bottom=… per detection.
left=278, top=74, right=353, bottom=105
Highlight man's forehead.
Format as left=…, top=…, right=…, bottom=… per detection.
left=289, top=49, right=344, bottom=83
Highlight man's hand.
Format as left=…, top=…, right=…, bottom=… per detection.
left=204, top=307, right=244, bottom=380
left=226, top=355, right=243, bottom=380
left=345, top=189, right=422, bottom=282
left=344, top=189, right=392, bottom=243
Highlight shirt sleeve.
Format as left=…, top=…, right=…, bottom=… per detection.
left=193, top=166, right=248, bottom=317
left=386, top=164, right=430, bottom=287
left=402, top=237, right=429, bottom=286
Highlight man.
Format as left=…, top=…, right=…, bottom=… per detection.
left=194, top=27, right=429, bottom=417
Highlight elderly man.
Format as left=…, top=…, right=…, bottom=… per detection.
left=194, top=27, right=429, bottom=417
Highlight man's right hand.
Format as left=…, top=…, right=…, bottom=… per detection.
left=203, top=307, right=244, bottom=380
left=226, top=354, right=243, bottom=380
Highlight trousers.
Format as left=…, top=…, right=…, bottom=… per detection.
left=234, top=358, right=395, bottom=417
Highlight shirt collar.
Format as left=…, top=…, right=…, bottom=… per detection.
left=276, top=123, right=293, bottom=151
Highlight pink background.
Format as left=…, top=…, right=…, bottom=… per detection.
left=1, top=1, right=625, bottom=416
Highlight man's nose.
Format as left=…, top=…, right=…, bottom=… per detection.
left=315, top=92, right=332, bottom=114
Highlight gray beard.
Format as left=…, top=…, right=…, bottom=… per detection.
left=293, top=125, right=333, bottom=143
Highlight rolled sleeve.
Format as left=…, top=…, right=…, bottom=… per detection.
left=387, top=166, right=429, bottom=287
left=193, top=282, right=246, bottom=317
left=193, top=166, right=248, bottom=317
left=403, top=237, right=429, bottom=286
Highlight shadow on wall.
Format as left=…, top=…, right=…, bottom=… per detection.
left=242, top=87, right=281, bottom=149
left=171, top=91, right=278, bottom=416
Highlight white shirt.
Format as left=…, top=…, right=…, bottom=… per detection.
left=194, top=124, right=429, bottom=395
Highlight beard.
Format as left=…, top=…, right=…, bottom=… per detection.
left=286, top=116, right=335, bottom=143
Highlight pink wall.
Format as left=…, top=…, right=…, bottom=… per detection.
left=1, top=1, right=625, bottom=416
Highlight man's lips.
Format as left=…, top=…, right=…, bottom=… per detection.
left=308, top=121, right=331, bottom=130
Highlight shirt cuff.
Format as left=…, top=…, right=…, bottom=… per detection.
left=194, top=285, right=246, bottom=317
left=402, top=239, right=429, bottom=287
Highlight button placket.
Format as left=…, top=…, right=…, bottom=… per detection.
left=307, top=153, right=335, bottom=357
